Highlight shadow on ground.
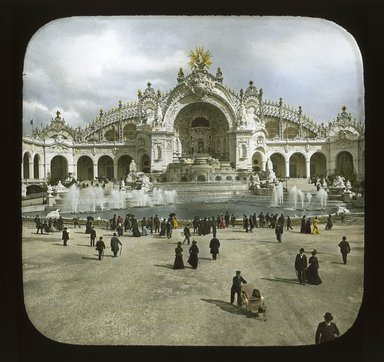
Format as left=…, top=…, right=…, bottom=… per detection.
left=200, top=298, right=247, bottom=316
left=154, top=263, right=175, bottom=269
left=261, top=277, right=300, bottom=285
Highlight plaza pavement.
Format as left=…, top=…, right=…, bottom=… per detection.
left=21, top=215, right=364, bottom=347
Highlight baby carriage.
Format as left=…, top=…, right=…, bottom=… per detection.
left=240, top=284, right=267, bottom=320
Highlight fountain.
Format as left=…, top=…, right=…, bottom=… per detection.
left=306, top=192, right=312, bottom=209
left=270, top=181, right=284, bottom=207
left=316, top=187, right=328, bottom=209
left=287, top=185, right=305, bottom=210
left=62, top=183, right=105, bottom=213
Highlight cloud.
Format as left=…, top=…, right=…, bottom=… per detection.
left=22, top=16, right=365, bottom=133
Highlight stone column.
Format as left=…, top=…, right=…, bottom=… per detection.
left=113, top=162, right=118, bottom=179
left=93, top=163, right=98, bottom=180
left=306, top=159, right=311, bottom=179
left=285, top=160, right=290, bottom=178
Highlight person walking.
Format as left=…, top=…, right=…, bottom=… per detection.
left=187, top=240, right=199, bottom=269
left=62, top=227, right=69, bottom=246
left=315, top=312, right=340, bottom=344
left=95, top=236, right=106, bottom=260
left=173, top=242, right=185, bottom=269
left=90, top=226, right=97, bottom=247
left=338, top=236, right=351, bottom=264
left=312, top=216, right=320, bottom=235
left=230, top=271, right=247, bottom=306
left=110, top=232, right=122, bottom=257
left=294, top=248, right=307, bottom=285
left=183, top=224, right=191, bottom=244
left=300, top=216, right=306, bottom=233
left=275, top=224, right=284, bottom=243
left=209, top=236, right=220, bottom=260
left=305, top=217, right=312, bottom=234
left=116, top=223, right=124, bottom=237
left=306, top=249, right=322, bottom=285
left=286, top=215, right=293, bottom=230
left=73, top=217, right=81, bottom=229
left=325, top=214, right=333, bottom=230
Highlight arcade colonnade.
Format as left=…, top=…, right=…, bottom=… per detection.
left=22, top=142, right=359, bottom=183
left=21, top=49, right=364, bottom=187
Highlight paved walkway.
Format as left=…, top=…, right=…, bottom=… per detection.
left=21, top=215, right=364, bottom=347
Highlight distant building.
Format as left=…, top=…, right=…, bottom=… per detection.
left=22, top=49, right=364, bottom=193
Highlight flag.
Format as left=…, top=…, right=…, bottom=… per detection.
left=30, top=120, right=33, bottom=125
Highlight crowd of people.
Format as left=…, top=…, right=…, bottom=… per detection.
left=30, top=207, right=353, bottom=344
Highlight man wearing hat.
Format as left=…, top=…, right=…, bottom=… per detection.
left=230, top=271, right=247, bottom=306
left=338, top=236, right=351, bottom=264
left=294, top=248, right=307, bottom=285
left=315, top=312, right=340, bottom=344
left=110, top=232, right=122, bottom=257
left=95, top=236, right=106, bottom=261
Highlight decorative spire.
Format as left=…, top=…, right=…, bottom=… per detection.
left=188, top=46, right=212, bottom=72
left=215, top=67, right=223, bottom=83
left=177, top=67, right=185, bottom=83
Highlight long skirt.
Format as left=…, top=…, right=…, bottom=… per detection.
left=306, top=264, right=322, bottom=285
left=174, top=255, right=184, bottom=269
left=187, top=253, right=198, bottom=269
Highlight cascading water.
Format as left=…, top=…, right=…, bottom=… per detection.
left=270, top=182, right=284, bottom=207
left=317, top=187, right=328, bottom=209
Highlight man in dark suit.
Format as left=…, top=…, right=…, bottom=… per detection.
left=230, top=271, right=247, bottom=306
left=338, top=236, right=351, bottom=264
left=110, top=233, right=122, bottom=257
left=315, top=312, right=340, bottom=344
left=294, top=248, right=307, bottom=285
left=209, top=236, right=220, bottom=260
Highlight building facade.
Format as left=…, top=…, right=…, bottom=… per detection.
left=22, top=50, right=365, bottom=193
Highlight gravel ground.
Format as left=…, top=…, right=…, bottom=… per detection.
left=21, top=216, right=364, bottom=347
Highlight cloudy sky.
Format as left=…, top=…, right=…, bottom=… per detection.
left=22, top=16, right=364, bottom=134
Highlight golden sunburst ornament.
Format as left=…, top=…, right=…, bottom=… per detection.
left=188, top=46, right=212, bottom=72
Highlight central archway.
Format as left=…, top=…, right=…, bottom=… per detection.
left=174, top=102, right=230, bottom=161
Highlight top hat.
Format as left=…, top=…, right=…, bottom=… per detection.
left=324, top=312, right=333, bottom=321
left=236, top=270, right=241, bottom=275
left=192, top=240, right=197, bottom=244
left=299, top=248, right=305, bottom=252
left=312, top=249, right=317, bottom=255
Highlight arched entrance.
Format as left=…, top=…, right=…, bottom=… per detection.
left=117, top=155, right=133, bottom=180
left=50, top=155, right=68, bottom=182
left=336, top=151, right=354, bottom=176
left=98, top=155, right=114, bottom=180
left=270, top=153, right=285, bottom=178
left=310, top=152, right=327, bottom=178
left=289, top=153, right=306, bottom=178
left=77, top=155, right=94, bottom=181
left=174, top=102, right=230, bottom=160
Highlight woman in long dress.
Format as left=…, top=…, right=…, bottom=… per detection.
left=173, top=242, right=185, bottom=269
left=312, top=217, right=320, bottom=235
left=306, top=249, right=322, bottom=285
left=187, top=240, right=199, bottom=269
left=300, top=216, right=306, bottom=233
left=325, top=215, right=333, bottom=230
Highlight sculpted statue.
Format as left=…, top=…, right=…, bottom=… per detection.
left=129, top=160, right=137, bottom=173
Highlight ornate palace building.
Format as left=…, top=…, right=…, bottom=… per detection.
left=22, top=48, right=364, bottom=193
